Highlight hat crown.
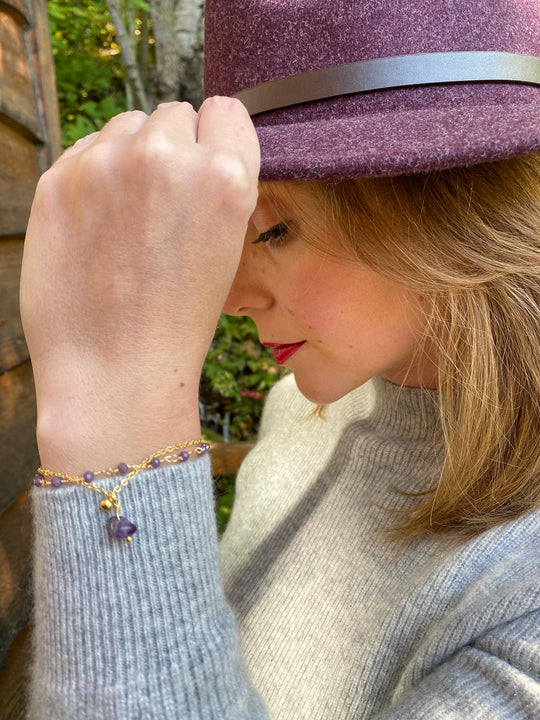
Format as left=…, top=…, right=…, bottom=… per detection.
left=205, top=0, right=540, bottom=97
left=205, top=1, right=540, bottom=180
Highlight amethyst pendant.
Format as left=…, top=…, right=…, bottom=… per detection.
left=108, top=516, right=137, bottom=540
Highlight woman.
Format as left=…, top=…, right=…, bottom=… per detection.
left=21, top=0, right=539, bottom=717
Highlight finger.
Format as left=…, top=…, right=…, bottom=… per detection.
left=137, top=101, right=199, bottom=146
left=97, top=109, right=149, bottom=138
left=58, top=132, right=100, bottom=162
left=196, top=96, right=260, bottom=179
left=53, top=112, right=149, bottom=168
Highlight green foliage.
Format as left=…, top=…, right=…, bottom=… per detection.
left=202, top=315, right=287, bottom=534
left=48, top=0, right=126, bottom=146
left=202, top=315, right=287, bottom=441
left=214, top=474, right=236, bottom=535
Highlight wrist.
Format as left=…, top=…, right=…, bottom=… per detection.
left=35, top=378, right=202, bottom=474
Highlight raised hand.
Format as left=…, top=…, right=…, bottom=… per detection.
left=20, top=98, right=260, bottom=471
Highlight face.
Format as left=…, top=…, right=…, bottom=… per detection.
left=223, top=187, right=438, bottom=404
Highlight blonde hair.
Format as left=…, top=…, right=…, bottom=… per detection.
left=261, top=154, right=540, bottom=539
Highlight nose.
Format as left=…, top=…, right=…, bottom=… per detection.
left=223, top=242, right=273, bottom=317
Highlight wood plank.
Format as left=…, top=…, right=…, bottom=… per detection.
left=0, top=9, right=43, bottom=141
left=0, top=119, right=41, bottom=236
left=0, top=362, right=38, bottom=514
left=210, top=442, right=255, bottom=476
left=0, top=3, right=62, bottom=713
left=0, top=491, right=32, bottom=670
left=27, top=0, right=62, bottom=166
left=0, top=240, right=28, bottom=372
left=0, top=0, right=30, bottom=26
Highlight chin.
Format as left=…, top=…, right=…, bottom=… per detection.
left=293, top=372, right=364, bottom=405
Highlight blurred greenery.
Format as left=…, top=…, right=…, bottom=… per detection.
left=202, top=315, right=286, bottom=442
left=48, top=2, right=286, bottom=529
left=203, top=316, right=287, bottom=534
left=214, top=474, right=236, bottom=535
left=48, top=0, right=127, bottom=146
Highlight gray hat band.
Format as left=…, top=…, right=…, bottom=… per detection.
left=234, top=51, right=540, bottom=116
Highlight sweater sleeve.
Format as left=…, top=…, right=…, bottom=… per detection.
left=30, top=454, right=268, bottom=720
left=372, top=609, right=540, bottom=720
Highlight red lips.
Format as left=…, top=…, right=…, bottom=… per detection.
left=262, top=341, right=306, bottom=365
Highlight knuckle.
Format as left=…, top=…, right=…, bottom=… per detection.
left=107, top=109, right=147, bottom=124
left=156, top=101, right=179, bottom=110
left=76, top=142, right=115, bottom=178
left=34, top=164, right=65, bottom=204
left=208, top=152, right=256, bottom=211
left=132, top=130, right=176, bottom=169
left=204, top=95, right=245, bottom=112
left=157, top=100, right=195, bottom=112
left=227, top=96, right=247, bottom=113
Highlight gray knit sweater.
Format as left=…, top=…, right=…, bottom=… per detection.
left=30, top=376, right=540, bottom=719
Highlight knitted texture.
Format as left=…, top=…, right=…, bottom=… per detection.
left=30, top=377, right=540, bottom=718
left=220, top=376, right=540, bottom=718
left=30, top=454, right=267, bottom=720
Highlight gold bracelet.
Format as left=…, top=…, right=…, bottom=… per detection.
left=33, top=440, right=210, bottom=542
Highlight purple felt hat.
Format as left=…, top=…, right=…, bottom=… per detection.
left=204, top=0, right=540, bottom=181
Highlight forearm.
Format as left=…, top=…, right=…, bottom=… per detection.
left=23, top=98, right=263, bottom=718
left=30, top=455, right=267, bottom=719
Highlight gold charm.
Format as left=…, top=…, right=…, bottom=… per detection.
left=100, top=493, right=115, bottom=511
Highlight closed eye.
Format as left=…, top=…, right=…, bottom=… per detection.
left=252, top=221, right=290, bottom=248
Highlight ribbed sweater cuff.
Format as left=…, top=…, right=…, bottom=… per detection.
left=30, top=455, right=267, bottom=719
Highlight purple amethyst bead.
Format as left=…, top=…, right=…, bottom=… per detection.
left=83, top=471, right=95, bottom=482
left=179, top=451, right=190, bottom=461
left=117, top=462, right=129, bottom=475
left=108, top=516, right=137, bottom=540
left=51, top=476, right=62, bottom=488
left=33, top=474, right=43, bottom=487
left=150, top=457, right=160, bottom=468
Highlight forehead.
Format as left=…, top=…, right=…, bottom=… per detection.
left=255, top=181, right=324, bottom=221
left=251, top=194, right=281, bottom=230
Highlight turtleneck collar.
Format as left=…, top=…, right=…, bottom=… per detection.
left=352, top=376, right=442, bottom=444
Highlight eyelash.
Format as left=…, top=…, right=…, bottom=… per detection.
left=252, top=222, right=290, bottom=248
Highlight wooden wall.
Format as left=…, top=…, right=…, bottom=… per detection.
left=0, top=0, right=61, bottom=696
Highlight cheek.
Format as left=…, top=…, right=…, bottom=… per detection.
left=280, top=253, right=426, bottom=342
left=299, top=276, right=425, bottom=346
left=283, top=273, right=339, bottom=326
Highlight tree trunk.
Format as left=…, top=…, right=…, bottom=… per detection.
left=174, top=0, right=205, bottom=107
left=139, top=9, right=150, bottom=89
left=106, top=0, right=151, bottom=113
left=149, top=0, right=205, bottom=108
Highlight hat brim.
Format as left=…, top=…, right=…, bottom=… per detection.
left=254, top=85, right=540, bottom=181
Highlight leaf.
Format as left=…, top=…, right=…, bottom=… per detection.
left=48, top=5, right=68, bottom=21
